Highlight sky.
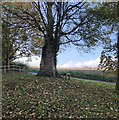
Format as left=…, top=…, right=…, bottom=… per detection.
left=15, top=45, right=103, bottom=68
left=15, top=32, right=117, bottom=69
left=15, top=33, right=117, bottom=68
left=57, top=45, right=103, bottom=68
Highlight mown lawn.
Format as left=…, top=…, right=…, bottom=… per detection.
left=2, top=72, right=118, bottom=119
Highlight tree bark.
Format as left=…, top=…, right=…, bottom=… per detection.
left=37, top=40, right=57, bottom=77
left=53, top=39, right=60, bottom=76
left=37, top=30, right=62, bottom=77
left=37, top=39, right=60, bottom=77
left=37, top=36, right=60, bottom=77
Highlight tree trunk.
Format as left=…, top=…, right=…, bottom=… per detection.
left=37, top=2, right=60, bottom=77
left=4, top=56, right=10, bottom=72
left=37, top=37, right=60, bottom=77
left=116, top=31, right=119, bottom=93
left=37, top=41, right=57, bottom=77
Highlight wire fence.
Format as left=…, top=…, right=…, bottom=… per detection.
left=0, top=65, right=26, bottom=73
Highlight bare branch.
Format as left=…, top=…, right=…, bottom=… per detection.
left=32, top=2, right=47, bottom=29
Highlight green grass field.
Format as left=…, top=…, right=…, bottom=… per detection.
left=2, top=72, right=118, bottom=119
left=28, top=67, right=117, bottom=83
left=58, top=70, right=117, bottom=83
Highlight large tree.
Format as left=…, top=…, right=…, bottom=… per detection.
left=3, top=2, right=109, bottom=76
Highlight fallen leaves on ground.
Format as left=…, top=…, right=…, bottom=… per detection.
left=2, top=73, right=118, bottom=119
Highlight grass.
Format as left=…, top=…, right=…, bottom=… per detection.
left=28, top=67, right=117, bottom=83
left=2, top=72, right=118, bottom=119
left=58, top=70, right=117, bottom=83
left=27, top=67, right=39, bottom=73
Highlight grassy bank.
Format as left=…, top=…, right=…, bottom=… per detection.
left=2, top=72, right=118, bottom=119
left=27, top=67, right=39, bottom=73
left=28, top=68, right=116, bottom=83
left=58, top=70, right=116, bottom=83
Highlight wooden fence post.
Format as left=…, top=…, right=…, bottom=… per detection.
left=4, top=66, right=6, bottom=73
left=13, top=65, right=14, bottom=72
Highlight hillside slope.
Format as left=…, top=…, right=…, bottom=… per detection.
left=2, top=73, right=118, bottom=119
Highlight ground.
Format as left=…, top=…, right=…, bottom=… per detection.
left=2, top=72, right=118, bottom=119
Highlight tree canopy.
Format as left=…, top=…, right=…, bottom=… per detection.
left=2, top=3, right=43, bottom=66
left=91, top=2, right=119, bottom=91
left=2, top=2, right=114, bottom=77
left=99, top=2, right=118, bottom=73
